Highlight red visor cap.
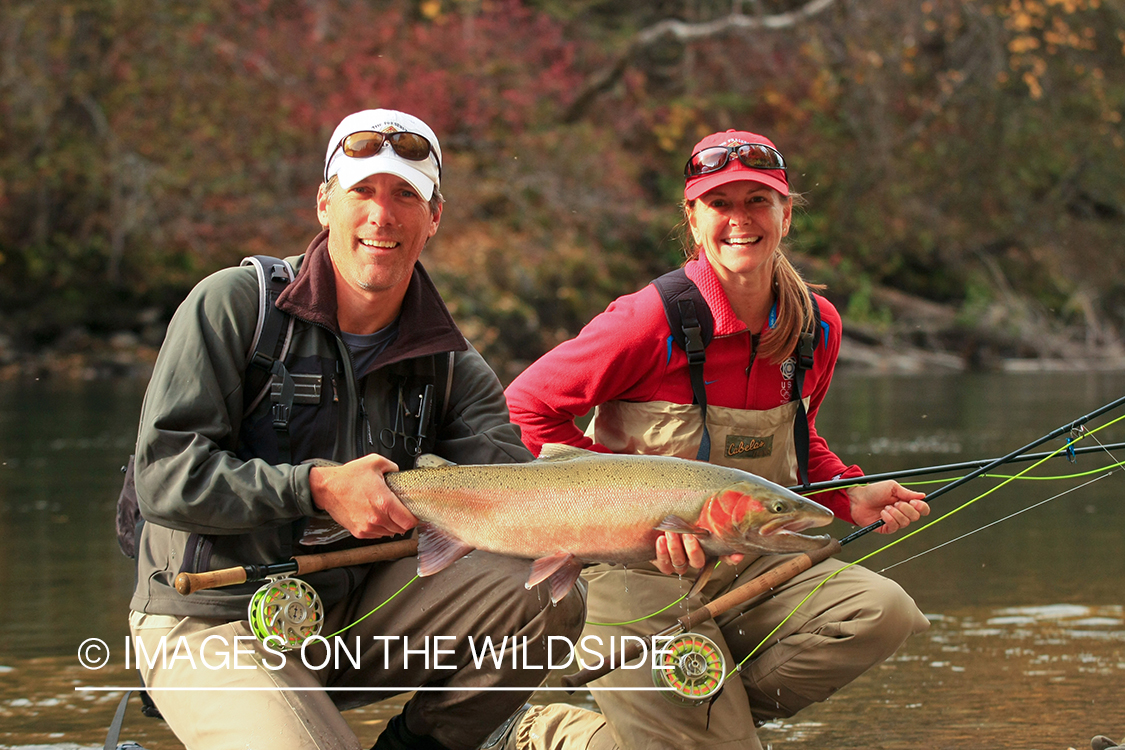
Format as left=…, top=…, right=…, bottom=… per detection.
left=684, top=130, right=789, bottom=201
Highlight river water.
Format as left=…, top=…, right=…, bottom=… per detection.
left=0, top=371, right=1122, bottom=749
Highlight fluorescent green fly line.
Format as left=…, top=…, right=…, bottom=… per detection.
left=586, top=562, right=725, bottom=627
left=724, top=414, right=1125, bottom=682
left=324, top=574, right=419, bottom=639
left=587, top=593, right=690, bottom=628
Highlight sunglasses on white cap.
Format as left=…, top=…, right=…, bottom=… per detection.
left=324, top=130, right=441, bottom=182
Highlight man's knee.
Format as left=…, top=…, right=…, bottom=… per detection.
left=472, top=553, right=587, bottom=639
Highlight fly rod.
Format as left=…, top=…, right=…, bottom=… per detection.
left=839, top=392, right=1125, bottom=543
left=562, top=392, right=1125, bottom=689
left=792, top=441, right=1125, bottom=495
left=174, top=537, right=419, bottom=595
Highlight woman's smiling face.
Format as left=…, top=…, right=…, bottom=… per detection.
left=687, top=181, right=792, bottom=282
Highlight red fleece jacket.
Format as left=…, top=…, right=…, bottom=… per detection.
left=505, top=257, right=863, bottom=522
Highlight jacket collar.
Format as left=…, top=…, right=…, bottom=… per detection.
left=683, top=255, right=764, bottom=337
left=277, top=229, right=468, bottom=366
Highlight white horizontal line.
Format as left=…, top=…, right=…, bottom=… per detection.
left=75, top=686, right=675, bottom=692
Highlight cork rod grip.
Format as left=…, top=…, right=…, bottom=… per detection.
left=174, top=537, right=420, bottom=596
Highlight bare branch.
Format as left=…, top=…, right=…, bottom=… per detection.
left=563, top=0, right=841, bottom=122
left=637, top=0, right=839, bottom=45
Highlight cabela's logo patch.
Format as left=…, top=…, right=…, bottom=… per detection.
left=725, top=434, right=773, bottom=459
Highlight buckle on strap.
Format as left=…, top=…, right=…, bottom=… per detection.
left=250, top=351, right=275, bottom=372
left=251, top=354, right=294, bottom=432
left=683, top=324, right=706, bottom=364
left=271, top=402, right=291, bottom=431
left=797, top=331, right=815, bottom=370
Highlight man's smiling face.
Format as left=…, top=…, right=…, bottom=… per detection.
left=318, top=172, right=441, bottom=299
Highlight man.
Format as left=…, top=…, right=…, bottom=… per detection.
left=128, top=109, right=584, bottom=750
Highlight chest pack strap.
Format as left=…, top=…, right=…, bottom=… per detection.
left=653, top=268, right=821, bottom=485
left=241, top=255, right=296, bottom=462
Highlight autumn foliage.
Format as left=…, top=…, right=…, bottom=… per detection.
left=1, top=0, right=1122, bottom=376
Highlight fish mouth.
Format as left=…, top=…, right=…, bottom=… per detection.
left=759, top=516, right=833, bottom=540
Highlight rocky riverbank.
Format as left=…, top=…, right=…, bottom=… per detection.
left=2, top=285, right=1123, bottom=382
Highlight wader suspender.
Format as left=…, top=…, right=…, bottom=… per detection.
left=653, top=268, right=821, bottom=486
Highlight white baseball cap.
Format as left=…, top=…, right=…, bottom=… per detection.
left=323, top=109, right=442, bottom=200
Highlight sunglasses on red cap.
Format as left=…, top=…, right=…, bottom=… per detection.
left=324, top=130, right=441, bottom=182
left=684, top=142, right=787, bottom=179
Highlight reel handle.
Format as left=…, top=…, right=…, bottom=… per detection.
left=175, top=537, right=420, bottom=595
left=561, top=538, right=842, bottom=689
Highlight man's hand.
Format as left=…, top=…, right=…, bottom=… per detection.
left=846, top=480, right=930, bottom=534
left=653, top=532, right=744, bottom=576
left=309, top=454, right=416, bottom=539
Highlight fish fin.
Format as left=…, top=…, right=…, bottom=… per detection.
left=536, top=443, right=595, bottom=462
left=546, top=559, right=584, bottom=604
left=415, top=454, right=456, bottom=468
left=416, top=522, right=474, bottom=576
left=654, top=515, right=711, bottom=537
left=526, top=551, right=577, bottom=589
left=685, top=558, right=719, bottom=599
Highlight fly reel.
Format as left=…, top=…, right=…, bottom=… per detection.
left=652, top=632, right=726, bottom=706
left=247, top=576, right=323, bottom=650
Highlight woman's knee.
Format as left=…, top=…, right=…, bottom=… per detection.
left=854, top=575, right=929, bottom=646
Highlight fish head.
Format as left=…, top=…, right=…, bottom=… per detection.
left=700, top=481, right=835, bottom=554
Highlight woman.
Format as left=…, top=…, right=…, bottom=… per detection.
left=503, top=130, right=932, bottom=750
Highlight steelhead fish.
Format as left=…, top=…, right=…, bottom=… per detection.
left=384, top=443, right=835, bottom=602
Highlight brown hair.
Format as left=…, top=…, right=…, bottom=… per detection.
left=679, top=193, right=824, bottom=364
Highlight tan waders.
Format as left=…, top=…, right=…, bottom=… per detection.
left=129, top=551, right=586, bottom=750
left=494, top=399, right=930, bottom=750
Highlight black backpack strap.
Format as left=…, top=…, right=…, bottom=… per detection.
left=240, top=256, right=296, bottom=462
left=791, top=293, right=822, bottom=488
left=653, top=269, right=714, bottom=462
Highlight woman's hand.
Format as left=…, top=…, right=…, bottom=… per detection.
left=653, top=532, right=744, bottom=576
left=846, top=480, right=930, bottom=534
